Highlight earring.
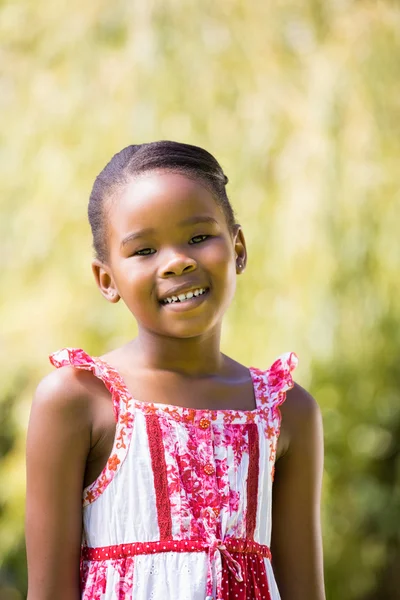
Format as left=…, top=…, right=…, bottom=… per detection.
left=237, top=259, right=243, bottom=270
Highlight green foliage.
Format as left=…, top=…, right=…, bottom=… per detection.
left=1, top=1, right=399, bottom=598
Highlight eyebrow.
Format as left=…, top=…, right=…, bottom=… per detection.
left=120, top=216, right=219, bottom=248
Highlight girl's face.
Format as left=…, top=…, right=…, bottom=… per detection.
left=94, top=171, right=246, bottom=339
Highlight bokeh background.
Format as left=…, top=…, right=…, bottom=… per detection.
left=1, top=1, right=399, bottom=598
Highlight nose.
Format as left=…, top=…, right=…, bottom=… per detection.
left=160, top=251, right=197, bottom=278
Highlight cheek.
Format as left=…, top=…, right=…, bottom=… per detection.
left=117, top=262, right=153, bottom=299
left=208, top=241, right=235, bottom=273
left=204, top=244, right=236, bottom=291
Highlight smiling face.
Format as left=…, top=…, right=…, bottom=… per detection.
left=93, top=170, right=247, bottom=339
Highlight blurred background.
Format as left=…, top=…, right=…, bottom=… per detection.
left=1, top=0, right=399, bottom=598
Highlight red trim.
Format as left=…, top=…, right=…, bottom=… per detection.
left=145, top=414, right=173, bottom=540
left=81, top=538, right=272, bottom=561
left=246, top=423, right=260, bottom=538
left=50, top=349, right=136, bottom=507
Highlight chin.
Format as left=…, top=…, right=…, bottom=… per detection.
left=164, top=324, right=214, bottom=339
left=160, top=314, right=223, bottom=339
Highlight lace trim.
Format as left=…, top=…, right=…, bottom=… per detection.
left=146, top=414, right=173, bottom=540
left=245, top=423, right=260, bottom=538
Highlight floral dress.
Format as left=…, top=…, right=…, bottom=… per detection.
left=50, top=348, right=298, bottom=600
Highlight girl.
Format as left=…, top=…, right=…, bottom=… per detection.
left=26, top=141, right=325, bottom=600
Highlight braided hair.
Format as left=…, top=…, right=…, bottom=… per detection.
left=88, top=141, right=236, bottom=262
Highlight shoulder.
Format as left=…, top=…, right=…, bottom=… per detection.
left=284, top=382, right=321, bottom=419
left=32, top=365, right=105, bottom=423
left=279, top=382, right=323, bottom=457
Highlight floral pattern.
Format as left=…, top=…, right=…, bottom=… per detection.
left=81, top=560, right=107, bottom=600
left=250, top=352, right=298, bottom=479
left=50, top=348, right=297, bottom=599
left=50, top=348, right=136, bottom=506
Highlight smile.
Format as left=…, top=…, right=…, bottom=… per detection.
left=160, top=287, right=208, bottom=305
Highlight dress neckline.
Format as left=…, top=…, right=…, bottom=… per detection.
left=95, top=356, right=264, bottom=417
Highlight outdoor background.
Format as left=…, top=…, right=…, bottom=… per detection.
left=1, top=1, right=399, bottom=598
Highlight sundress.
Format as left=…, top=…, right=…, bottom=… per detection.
left=50, top=348, right=298, bottom=600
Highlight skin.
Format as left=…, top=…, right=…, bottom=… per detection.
left=26, top=171, right=325, bottom=600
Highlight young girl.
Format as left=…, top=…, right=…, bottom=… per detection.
left=26, top=141, right=325, bottom=600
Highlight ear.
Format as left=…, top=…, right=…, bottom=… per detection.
left=91, top=259, right=120, bottom=303
left=233, top=225, right=247, bottom=274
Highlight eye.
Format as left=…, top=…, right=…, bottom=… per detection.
left=134, top=248, right=156, bottom=256
left=189, top=235, right=210, bottom=244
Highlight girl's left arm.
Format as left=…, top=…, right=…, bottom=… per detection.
left=271, top=383, right=325, bottom=600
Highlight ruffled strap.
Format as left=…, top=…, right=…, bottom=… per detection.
left=251, top=352, right=298, bottom=481
left=266, top=351, right=298, bottom=408
left=49, top=348, right=135, bottom=506
left=49, top=347, right=128, bottom=420
left=251, top=351, right=298, bottom=412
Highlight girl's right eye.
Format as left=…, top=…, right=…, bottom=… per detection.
left=134, top=248, right=156, bottom=256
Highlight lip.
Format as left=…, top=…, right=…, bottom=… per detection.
left=158, top=282, right=209, bottom=303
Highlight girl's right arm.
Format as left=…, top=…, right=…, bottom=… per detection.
left=26, top=367, right=92, bottom=600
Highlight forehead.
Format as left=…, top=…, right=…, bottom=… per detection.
left=107, top=171, right=226, bottom=237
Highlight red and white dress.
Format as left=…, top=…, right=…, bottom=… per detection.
left=50, top=348, right=298, bottom=600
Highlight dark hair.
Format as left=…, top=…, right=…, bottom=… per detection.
left=88, top=141, right=236, bottom=262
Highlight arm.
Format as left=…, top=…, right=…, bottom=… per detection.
left=26, top=367, right=92, bottom=600
left=271, top=383, right=325, bottom=600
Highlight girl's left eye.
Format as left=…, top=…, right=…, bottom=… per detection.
left=189, top=235, right=209, bottom=244
left=134, top=248, right=156, bottom=256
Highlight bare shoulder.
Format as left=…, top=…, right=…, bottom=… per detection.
left=33, top=365, right=104, bottom=415
left=278, top=382, right=323, bottom=457
left=283, top=382, right=321, bottom=419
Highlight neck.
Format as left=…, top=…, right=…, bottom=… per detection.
left=131, top=326, right=224, bottom=377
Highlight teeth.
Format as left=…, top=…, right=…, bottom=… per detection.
left=162, top=288, right=207, bottom=304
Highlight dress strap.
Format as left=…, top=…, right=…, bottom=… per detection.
left=49, top=348, right=135, bottom=506
left=49, top=347, right=130, bottom=421
left=251, top=351, right=298, bottom=412
left=251, top=352, right=298, bottom=481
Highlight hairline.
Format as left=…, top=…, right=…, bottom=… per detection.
left=98, top=166, right=236, bottom=263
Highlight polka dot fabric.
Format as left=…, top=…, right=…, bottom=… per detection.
left=50, top=348, right=297, bottom=599
left=220, top=553, right=272, bottom=600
